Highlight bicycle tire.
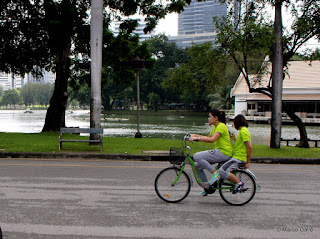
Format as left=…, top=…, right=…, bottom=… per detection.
left=219, top=169, right=256, bottom=206
left=154, top=167, right=191, bottom=203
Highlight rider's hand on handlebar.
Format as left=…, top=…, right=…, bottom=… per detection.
left=189, top=134, right=199, bottom=142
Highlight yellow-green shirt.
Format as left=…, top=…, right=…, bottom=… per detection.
left=232, top=127, right=251, bottom=162
left=209, top=123, right=233, bottom=157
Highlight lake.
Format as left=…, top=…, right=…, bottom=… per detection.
left=0, top=109, right=319, bottom=145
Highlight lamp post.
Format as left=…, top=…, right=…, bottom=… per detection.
left=131, top=56, right=145, bottom=138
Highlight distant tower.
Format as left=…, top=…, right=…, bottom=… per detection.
left=178, top=0, right=226, bottom=35
left=171, top=0, right=227, bottom=48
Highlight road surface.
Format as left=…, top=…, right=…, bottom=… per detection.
left=0, top=158, right=319, bottom=238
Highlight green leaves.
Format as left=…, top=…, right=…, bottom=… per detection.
left=1, top=89, right=22, bottom=107
left=163, top=42, right=238, bottom=110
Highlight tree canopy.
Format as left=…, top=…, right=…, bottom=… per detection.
left=215, top=0, right=320, bottom=148
left=139, top=34, right=188, bottom=109
left=0, top=0, right=195, bottom=131
left=163, top=42, right=240, bottom=110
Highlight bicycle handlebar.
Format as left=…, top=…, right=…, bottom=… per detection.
left=183, top=134, right=192, bottom=155
left=183, top=134, right=191, bottom=145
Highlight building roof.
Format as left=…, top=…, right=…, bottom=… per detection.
left=231, top=60, right=320, bottom=101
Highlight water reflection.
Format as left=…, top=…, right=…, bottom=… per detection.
left=0, top=110, right=319, bottom=145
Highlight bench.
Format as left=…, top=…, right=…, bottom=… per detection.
left=280, top=138, right=320, bottom=147
left=59, top=127, right=104, bottom=151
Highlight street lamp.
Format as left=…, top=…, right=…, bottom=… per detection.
left=131, top=56, right=145, bottom=138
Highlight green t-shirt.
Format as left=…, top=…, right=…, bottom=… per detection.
left=232, top=127, right=251, bottom=162
left=209, top=123, right=233, bottom=157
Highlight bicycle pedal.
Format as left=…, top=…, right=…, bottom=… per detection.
left=204, top=187, right=216, bottom=195
left=241, top=188, right=248, bottom=192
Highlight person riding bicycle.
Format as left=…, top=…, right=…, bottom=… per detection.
left=189, top=110, right=233, bottom=196
left=217, top=114, right=252, bottom=194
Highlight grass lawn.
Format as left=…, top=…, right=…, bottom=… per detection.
left=0, top=132, right=319, bottom=158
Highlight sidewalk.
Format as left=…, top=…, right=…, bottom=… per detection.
left=0, top=152, right=319, bottom=164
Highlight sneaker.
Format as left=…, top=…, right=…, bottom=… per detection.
left=233, top=181, right=244, bottom=194
left=198, top=190, right=208, bottom=196
left=209, top=172, right=220, bottom=185
left=198, top=186, right=216, bottom=196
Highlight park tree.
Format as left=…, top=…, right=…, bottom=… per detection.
left=163, top=42, right=239, bottom=110
left=139, top=34, right=188, bottom=108
left=20, top=83, right=54, bottom=107
left=101, top=82, right=134, bottom=110
left=208, top=85, right=234, bottom=110
left=20, top=83, right=37, bottom=107
left=0, top=0, right=194, bottom=132
left=303, top=48, right=320, bottom=61
left=68, top=84, right=90, bottom=108
left=147, top=92, right=161, bottom=111
left=0, top=85, right=3, bottom=98
left=215, top=0, right=320, bottom=148
left=100, top=28, right=154, bottom=111
left=70, top=26, right=156, bottom=111
left=34, top=83, right=54, bottom=106
left=1, top=89, right=22, bottom=108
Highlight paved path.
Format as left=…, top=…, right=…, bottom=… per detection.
left=0, top=158, right=319, bottom=238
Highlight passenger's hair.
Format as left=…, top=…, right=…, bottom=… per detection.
left=233, top=114, right=248, bottom=130
left=210, top=110, right=226, bottom=124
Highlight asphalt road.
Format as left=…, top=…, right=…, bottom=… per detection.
left=0, top=158, right=319, bottom=239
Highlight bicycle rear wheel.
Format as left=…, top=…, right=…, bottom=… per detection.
left=219, top=170, right=256, bottom=206
left=154, top=167, right=191, bottom=203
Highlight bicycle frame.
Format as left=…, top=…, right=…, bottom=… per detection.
left=173, top=159, right=235, bottom=191
left=171, top=135, right=205, bottom=185
left=171, top=134, right=258, bottom=191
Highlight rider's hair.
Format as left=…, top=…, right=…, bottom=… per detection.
left=233, top=114, right=248, bottom=130
left=210, top=110, right=226, bottom=124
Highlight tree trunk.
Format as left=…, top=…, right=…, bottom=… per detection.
left=283, top=104, right=309, bottom=148
left=90, top=0, right=103, bottom=140
left=270, top=0, right=284, bottom=148
left=42, top=0, right=73, bottom=132
left=42, top=49, right=70, bottom=132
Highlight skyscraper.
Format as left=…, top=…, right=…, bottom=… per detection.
left=170, top=0, right=227, bottom=48
left=113, top=17, right=155, bottom=42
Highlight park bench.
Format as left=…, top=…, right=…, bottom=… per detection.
left=280, top=138, right=320, bottom=147
left=59, top=127, right=104, bottom=151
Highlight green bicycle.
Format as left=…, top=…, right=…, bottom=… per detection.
left=154, top=134, right=258, bottom=206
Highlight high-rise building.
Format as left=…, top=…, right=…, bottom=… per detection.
left=170, top=0, right=227, bottom=48
left=0, top=71, right=55, bottom=90
left=113, top=17, right=155, bottom=42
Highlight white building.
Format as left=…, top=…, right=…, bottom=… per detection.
left=231, top=61, right=320, bottom=121
left=0, top=71, right=55, bottom=90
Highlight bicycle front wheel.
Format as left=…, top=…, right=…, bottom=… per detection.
left=219, top=170, right=256, bottom=206
left=154, top=167, right=191, bottom=203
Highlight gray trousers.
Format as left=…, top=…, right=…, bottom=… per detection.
left=193, top=149, right=231, bottom=182
left=218, top=158, right=246, bottom=180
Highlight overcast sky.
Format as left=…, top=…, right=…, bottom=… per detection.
left=155, top=13, right=178, bottom=36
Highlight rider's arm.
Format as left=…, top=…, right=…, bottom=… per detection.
left=190, top=132, right=221, bottom=143
left=244, top=141, right=252, bottom=169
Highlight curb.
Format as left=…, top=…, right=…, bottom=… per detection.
left=0, top=152, right=319, bottom=164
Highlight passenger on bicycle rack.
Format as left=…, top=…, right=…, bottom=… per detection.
left=217, top=114, right=252, bottom=194
left=189, top=110, right=233, bottom=196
